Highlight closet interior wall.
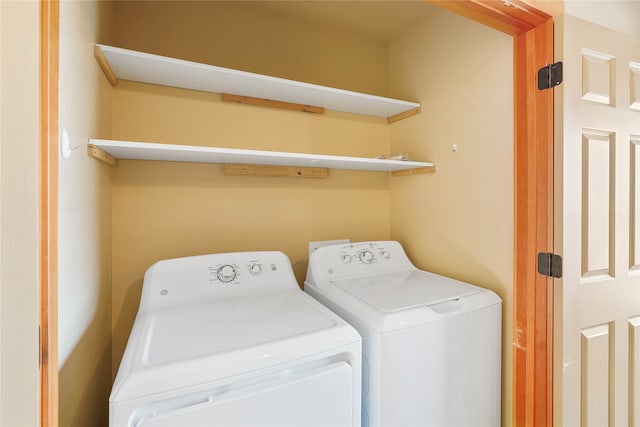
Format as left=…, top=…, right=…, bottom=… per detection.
left=58, top=1, right=114, bottom=426
left=388, top=7, right=514, bottom=423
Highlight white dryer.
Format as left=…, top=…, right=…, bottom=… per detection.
left=110, top=251, right=361, bottom=427
left=305, top=241, right=501, bottom=427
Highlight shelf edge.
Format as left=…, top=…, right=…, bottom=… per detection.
left=88, top=139, right=434, bottom=173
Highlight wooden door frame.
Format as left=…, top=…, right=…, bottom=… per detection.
left=40, top=0, right=59, bottom=425
left=427, top=1, right=554, bottom=426
left=39, top=0, right=553, bottom=425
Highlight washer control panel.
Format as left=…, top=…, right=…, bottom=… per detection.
left=306, top=241, right=416, bottom=284
left=337, top=243, right=392, bottom=266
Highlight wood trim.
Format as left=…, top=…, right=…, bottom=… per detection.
left=39, top=0, right=59, bottom=426
left=390, top=166, right=436, bottom=177
left=512, top=18, right=554, bottom=427
left=387, top=107, right=421, bottom=124
left=427, top=0, right=549, bottom=35
left=87, top=144, right=117, bottom=167
left=223, top=163, right=329, bottom=178
left=93, top=44, right=117, bottom=86
left=222, top=93, right=325, bottom=114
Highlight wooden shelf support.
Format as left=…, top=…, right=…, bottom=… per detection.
left=87, top=144, right=117, bottom=166
left=390, top=165, right=436, bottom=177
left=94, top=45, right=117, bottom=86
left=222, top=94, right=325, bottom=114
left=387, top=107, right=421, bottom=124
left=224, top=164, right=329, bottom=178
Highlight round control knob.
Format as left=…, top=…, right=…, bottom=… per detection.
left=249, top=263, right=262, bottom=275
left=380, top=251, right=390, bottom=260
left=359, top=250, right=374, bottom=264
left=341, top=254, right=353, bottom=264
left=216, top=264, right=236, bottom=283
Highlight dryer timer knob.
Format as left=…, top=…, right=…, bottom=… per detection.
left=217, top=264, right=236, bottom=283
left=359, top=250, right=374, bottom=264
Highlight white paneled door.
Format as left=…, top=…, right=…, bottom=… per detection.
left=556, top=15, right=640, bottom=427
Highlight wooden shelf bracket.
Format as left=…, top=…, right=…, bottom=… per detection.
left=390, top=165, right=436, bottom=177
left=224, top=163, right=329, bottom=178
left=94, top=45, right=117, bottom=87
left=87, top=143, right=117, bottom=166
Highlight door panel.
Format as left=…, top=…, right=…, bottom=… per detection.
left=580, top=323, right=612, bottom=427
left=557, top=15, right=640, bottom=427
left=631, top=316, right=640, bottom=427
left=581, top=129, right=614, bottom=278
left=630, top=138, right=640, bottom=270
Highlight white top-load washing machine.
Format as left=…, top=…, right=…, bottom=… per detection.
left=110, top=251, right=361, bottom=427
left=305, top=241, right=501, bottom=427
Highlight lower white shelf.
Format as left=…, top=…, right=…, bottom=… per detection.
left=88, top=139, right=434, bottom=174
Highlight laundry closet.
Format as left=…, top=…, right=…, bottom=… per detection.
left=57, top=1, right=513, bottom=426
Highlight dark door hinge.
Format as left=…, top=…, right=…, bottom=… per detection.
left=537, top=62, right=563, bottom=90
left=537, top=252, right=562, bottom=278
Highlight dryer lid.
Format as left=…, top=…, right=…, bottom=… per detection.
left=110, top=290, right=359, bottom=402
left=331, top=270, right=482, bottom=312
left=143, top=291, right=335, bottom=366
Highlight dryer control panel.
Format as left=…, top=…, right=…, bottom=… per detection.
left=207, top=256, right=281, bottom=286
left=140, top=251, right=299, bottom=311
left=306, top=241, right=416, bottom=285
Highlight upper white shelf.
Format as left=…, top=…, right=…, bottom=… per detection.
left=94, top=44, right=421, bottom=120
left=88, top=139, right=434, bottom=173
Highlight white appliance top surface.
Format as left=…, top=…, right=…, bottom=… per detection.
left=332, top=270, right=482, bottom=312
left=305, top=241, right=500, bottom=331
left=144, top=291, right=335, bottom=366
left=111, top=251, right=360, bottom=402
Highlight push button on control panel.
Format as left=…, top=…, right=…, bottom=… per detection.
left=341, top=254, right=353, bottom=264
left=249, top=263, right=262, bottom=275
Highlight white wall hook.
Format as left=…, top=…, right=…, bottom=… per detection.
left=60, top=129, right=79, bottom=159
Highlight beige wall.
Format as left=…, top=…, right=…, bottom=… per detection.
left=113, top=0, right=389, bottom=97
left=0, top=1, right=40, bottom=424
left=110, top=2, right=392, bottom=378
left=388, top=8, right=514, bottom=425
left=58, top=1, right=114, bottom=425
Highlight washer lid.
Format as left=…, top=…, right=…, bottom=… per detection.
left=110, top=290, right=359, bottom=402
left=331, top=270, right=482, bottom=312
